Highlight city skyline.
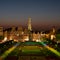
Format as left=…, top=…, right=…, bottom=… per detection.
left=0, top=0, right=60, bottom=30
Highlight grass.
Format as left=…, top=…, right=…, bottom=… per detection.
left=21, top=46, right=41, bottom=54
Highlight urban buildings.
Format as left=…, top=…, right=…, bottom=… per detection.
left=0, top=18, right=56, bottom=42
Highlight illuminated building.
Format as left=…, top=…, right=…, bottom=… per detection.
left=32, top=32, right=37, bottom=41
left=28, top=18, right=32, bottom=31
left=0, top=18, right=57, bottom=42
left=17, top=26, right=23, bottom=35
left=28, top=18, right=33, bottom=41
left=4, top=31, right=8, bottom=41
left=50, top=27, right=56, bottom=40
left=9, top=27, right=16, bottom=40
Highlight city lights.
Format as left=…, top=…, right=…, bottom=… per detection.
left=0, top=18, right=60, bottom=60
left=0, top=0, right=60, bottom=60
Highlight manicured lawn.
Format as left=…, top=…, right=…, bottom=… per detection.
left=21, top=46, right=41, bottom=54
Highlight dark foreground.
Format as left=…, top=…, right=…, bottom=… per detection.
left=5, top=55, right=60, bottom=60
left=0, top=40, right=60, bottom=60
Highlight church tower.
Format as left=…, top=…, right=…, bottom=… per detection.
left=28, top=18, right=32, bottom=31
left=28, top=18, right=32, bottom=41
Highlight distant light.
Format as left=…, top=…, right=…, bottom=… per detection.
left=4, top=37, right=7, bottom=40
left=51, top=35, right=54, bottom=40
left=16, top=34, right=19, bottom=36
left=2, top=37, right=7, bottom=42
left=36, top=40, right=39, bottom=42
left=36, top=40, right=41, bottom=42
left=10, top=36, right=13, bottom=40
left=24, top=37, right=29, bottom=41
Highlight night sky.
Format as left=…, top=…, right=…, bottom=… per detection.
left=0, top=0, right=60, bottom=30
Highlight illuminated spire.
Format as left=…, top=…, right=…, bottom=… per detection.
left=28, top=17, right=32, bottom=31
